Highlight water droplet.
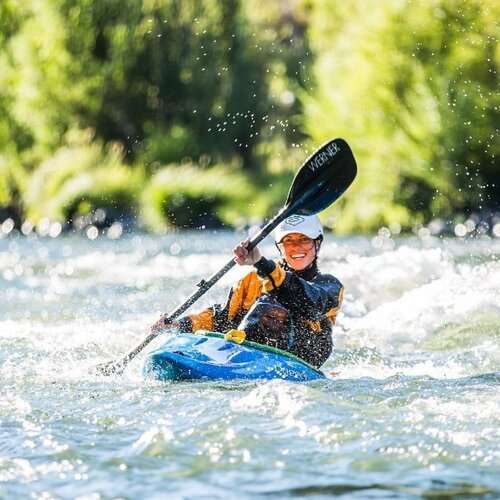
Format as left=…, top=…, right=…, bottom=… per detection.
left=86, top=226, right=99, bottom=240
left=1, top=218, right=14, bottom=235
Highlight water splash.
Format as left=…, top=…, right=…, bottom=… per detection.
left=1, top=233, right=499, bottom=497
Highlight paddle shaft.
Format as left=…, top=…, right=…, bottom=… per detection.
left=117, top=191, right=316, bottom=367
left=95, top=138, right=357, bottom=375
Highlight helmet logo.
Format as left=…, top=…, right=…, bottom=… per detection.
left=284, top=215, right=305, bottom=226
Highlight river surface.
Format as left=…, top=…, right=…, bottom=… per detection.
left=1, top=230, right=499, bottom=499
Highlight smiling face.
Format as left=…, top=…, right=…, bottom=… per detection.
left=277, top=232, right=318, bottom=271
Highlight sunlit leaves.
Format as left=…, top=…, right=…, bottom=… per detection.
left=304, top=0, right=499, bottom=232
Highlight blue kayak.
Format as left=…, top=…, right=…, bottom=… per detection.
left=143, top=332, right=325, bottom=382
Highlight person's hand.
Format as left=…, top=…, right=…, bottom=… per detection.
left=233, top=239, right=261, bottom=266
left=150, top=315, right=179, bottom=334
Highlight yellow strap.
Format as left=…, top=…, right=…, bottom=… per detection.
left=224, top=329, right=246, bottom=344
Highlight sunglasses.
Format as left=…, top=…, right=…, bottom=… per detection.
left=278, top=236, right=315, bottom=250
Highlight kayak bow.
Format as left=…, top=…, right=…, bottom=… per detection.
left=143, top=332, right=326, bottom=382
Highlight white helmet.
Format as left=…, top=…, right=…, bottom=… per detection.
left=274, top=214, right=323, bottom=243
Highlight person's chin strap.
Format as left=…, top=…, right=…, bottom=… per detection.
left=314, top=236, right=323, bottom=254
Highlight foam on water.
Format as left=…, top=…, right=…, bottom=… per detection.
left=1, top=232, right=499, bottom=498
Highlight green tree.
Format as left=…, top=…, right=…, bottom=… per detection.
left=2, top=0, right=311, bottom=167
left=0, top=0, right=28, bottom=221
left=1, top=0, right=314, bottom=227
left=55, top=0, right=308, bottom=167
left=304, top=0, right=499, bottom=233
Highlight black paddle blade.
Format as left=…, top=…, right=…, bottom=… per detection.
left=286, top=138, right=357, bottom=215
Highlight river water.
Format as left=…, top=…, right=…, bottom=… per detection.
left=1, top=230, right=499, bottom=499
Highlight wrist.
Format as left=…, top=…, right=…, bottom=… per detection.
left=254, top=256, right=276, bottom=277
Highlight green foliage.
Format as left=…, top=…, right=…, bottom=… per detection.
left=2, top=1, right=96, bottom=162
left=0, top=1, right=32, bottom=164
left=304, top=0, right=499, bottom=233
left=53, top=0, right=308, bottom=166
left=0, top=0, right=497, bottom=232
left=141, top=164, right=255, bottom=231
left=23, top=130, right=141, bottom=224
left=0, top=155, right=26, bottom=220
left=139, top=124, right=198, bottom=167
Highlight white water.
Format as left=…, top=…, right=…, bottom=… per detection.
left=1, top=231, right=499, bottom=498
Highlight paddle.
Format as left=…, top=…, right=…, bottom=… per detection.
left=95, top=138, right=357, bottom=375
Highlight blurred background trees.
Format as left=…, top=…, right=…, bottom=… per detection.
left=304, top=0, right=499, bottom=233
left=0, top=0, right=498, bottom=234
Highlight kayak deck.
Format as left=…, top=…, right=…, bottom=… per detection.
left=143, top=332, right=325, bottom=382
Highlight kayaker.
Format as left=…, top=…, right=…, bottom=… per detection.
left=150, top=214, right=344, bottom=368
